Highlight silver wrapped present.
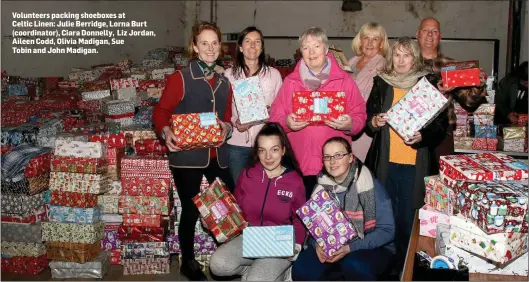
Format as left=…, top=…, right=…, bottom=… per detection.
left=50, top=251, right=110, bottom=279
left=102, top=100, right=135, bottom=115
left=1, top=222, right=43, bottom=243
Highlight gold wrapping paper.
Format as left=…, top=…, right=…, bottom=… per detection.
left=503, top=126, right=527, bottom=140
left=454, top=137, right=474, bottom=150
left=45, top=241, right=101, bottom=263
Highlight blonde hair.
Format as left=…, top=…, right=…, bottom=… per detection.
left=382, top=37, right=424, bottom=75
left=351, top=22, right=390, bottom=56
left=299, top=26, right=329, bottom=48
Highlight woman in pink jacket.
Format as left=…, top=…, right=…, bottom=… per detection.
left=269, top=26, right=367, bottom=198
left=348, top=22, right=389, bottom=162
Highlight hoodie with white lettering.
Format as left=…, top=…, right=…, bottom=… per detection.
left=234, top=162, right=307, bottom=245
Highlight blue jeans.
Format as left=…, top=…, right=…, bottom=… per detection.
left=227, top=144, right=252, bottom=184
left=385, top=162, right=416, bottom=265
left=292, top=243, right=394, bottom=281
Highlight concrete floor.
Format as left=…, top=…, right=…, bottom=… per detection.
left=1, top=257, right=238, bottom=281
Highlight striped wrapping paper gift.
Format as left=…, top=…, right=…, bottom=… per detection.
left=242, top=225, right=294, bottom=258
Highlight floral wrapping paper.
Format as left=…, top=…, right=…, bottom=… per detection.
left=102, top=99, right=135, bottom=115
left=102, top=225, right=121, bottom=250
left=167, top=233, right=217, bottom=254
left=1, top=254, right=49, bottom=275
left=474, top=125, right=497, bottom=138
left=48, top=205, right=103, bottom=224
left=418, top=205, right=451, bottom=238
left=120, top=155, right=171, bottom=172
left=134, top=139, right=168, bottom=156
left=386, top=77, right=449, bottom=141
left=123, top=214, right=162, bottom=227
left=49, top=171, right=110, bottom=194
left=45, top=241, right=101, bottom=263
left=502, top=138, right=527, bottom=153
left=170, top=113, right=223, bottom=150
left=503, top=126, right=527, bottom=140
left=98, top=195, right=120, bottom=214
left=1, top=241, right=46, bottom=257
left=292, top=91, right=346, bottom=124
left=42, top=221, right=105, bottom=244
left=54, top=140, right=106, bottom=158
left=51, top=155, right=108, bottom=174
left=81, top=90, right=111, bottom=101
left=193, top=178, right=248, bottom=243
left=439, top=153, right=529, bottom=186
left=424, top=175, right=456, bottom=215
left=50, top=190, right=98, bottom=208
left=118, top=226, right=166, bottom=243
left=1, top=204, right=48, bottom=223
left=49, top=251, right=110, bottom=279
left=1, top=192, right=45, bottom=215
left=118, top=196, right=170, bottom=215
left=1, top=222, right=43, bottom=243
left=448, top=215, right=528, bottom=264
left=121, top=242, right=170, bottom=259
left=121, top=173, right=172, bottom=196
left=452, top=180, right=528, bottom=234
left=122, top=257, right=170, bottom=275
left=232, top=76, right=269, bottom=124
left=110, top=78, right=139, bottom=90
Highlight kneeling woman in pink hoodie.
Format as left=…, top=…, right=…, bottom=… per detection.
left=210, top=123, right=307, bottom=281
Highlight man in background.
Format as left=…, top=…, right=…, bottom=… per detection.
left=495, top=61, right=528, bottom=124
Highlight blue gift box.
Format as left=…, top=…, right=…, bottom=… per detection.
left=242, top=225, right=294, bottom=258
left=48, top=205, right=103, bottom=224
left=474, top=125, right=497, bottom=138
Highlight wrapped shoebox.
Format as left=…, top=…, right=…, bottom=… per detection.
left=49, top=171, right=109, bottom=194
left=193, top=178, right=248, bottom=243
left=81, top=90, right=111, bottom=101
left=471, top=138, right=489, bottom=151
left=45, top=241, right=101, bottom=263
left=48, top=205, right=103, bottom=224
left=110, top=78, right=139, bottom=90
left=454, top=125, right=470, bottom=137
left=121, top=173, right=172, bottom=197
left=1, top=241, right=46, bottom=257
left=296, top=189, right=358, bottom=258
left=42, top=221, right=105, bottom=244
left=102, top=99, right=135, bottom=116
left=24, top=152, right=51, bottom=178
left=122, top=127, right=158, bottom=144
left=120, top=155, right=171, bottom=172
left=51, top=155, right=107, bottom=174
left=82, top=81, right=109, bottom=92
left=424, top=175, right=456, bottom=215
left=1, top=204, right=48, bottom=224
left=114, top=87, right=137, bottom=101
left=501, top=138, right=527, bottom=153
left=151, top=67, right=174, bottom=80
left=89, top=133, right=127, bottom=149
left=123, top=214, right=162, bottom=227
left=102, top=225, right=121, bottom=250
left=167, top=233, right=217, bottom=254
left=1, top=254, right=48, bottom=275
left=109, top=248, right=121, bottom=265
left=137, top=79, right=164, bottom=92
left=487, top=138, right=498, bottom=151
left=474, top=125, right=497, bottom=138
left=439, top=153, right=529, bottom=186
left=121, top=242, right=170, bottom=259
left=448, top=215, right=528, bottom=264
left=171, top=112, right=223, bottom=150
left=386, top=77, right=449, bottom=141
left=98, top=195, right=119, bottom=214
left=49, top=251, right=110, bottom=279
left=102, top=214, right=122, bottom=223
left=122, top=257, right=170, bottom=275
left=504, top=127, right=528, bottom=140
left=70, top=122, right=121, bottom=134
left=54, top=140, right=106, bottom=158
left=418, top=205, right=451, bottom=238
left=69, top=69, right=100, bottom=82
left=118, top=226, right=165, bottom=243
left=292, top=91, right=346, bottom=124
left=474, top=114, right=494, bottom=126
left=50, top=190, right=98, bottom=208
left=107, top=180, right=122, bottom=194
left=134, top=139, right=168, bottom=156
left=452, top=180, right=527, bottom=234
left=232, top=76, right=269, bottom=124
left=1, top=175, right=48, bottom=196
left=105, top=115, right=133, bottom=128
left=441, top=60, right=481, bottom=88
left=243, top=225, right=295, bottom=258
left=118, top=196, right=170, bottom=215
left=1, top=192, right=45, bottom=215
left=1, top=222, right=43, bottom=243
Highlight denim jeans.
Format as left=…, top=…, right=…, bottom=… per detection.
left=227, top=144, right=252, bottom=184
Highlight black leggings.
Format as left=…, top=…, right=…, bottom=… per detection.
left=170, top=159, right=234, bottom=261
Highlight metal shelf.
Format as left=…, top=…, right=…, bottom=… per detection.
left=454, top=149, right=529, bottom=158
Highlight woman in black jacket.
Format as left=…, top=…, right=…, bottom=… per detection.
left=364, top=37, right=447, bottom=270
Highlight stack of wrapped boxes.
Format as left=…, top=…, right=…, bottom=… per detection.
left=454, top=103, right=498, bottom=151
left=119, top=155, right=172, bottom=275
left=98, top=180, right=124, bottom=266
left=43, top=139, right=109, bottom=279
left=1, top=147, right=52, bottom=275
left=420, top=152, right=528, bottom=275
left=499, top=125, right=528, bottom=153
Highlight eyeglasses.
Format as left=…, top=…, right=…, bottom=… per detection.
left=323, top=153, right=350, bottom=162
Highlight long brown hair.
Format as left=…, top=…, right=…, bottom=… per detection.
left=187, top=21, right=222, bottom=60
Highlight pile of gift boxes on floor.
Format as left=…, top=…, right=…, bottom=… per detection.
left=1, top=146, right=53, bottom=275
left=419, top=152, right=528, bottom=275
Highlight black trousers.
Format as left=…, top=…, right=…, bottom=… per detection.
left=170, top=159, right=234, bottom=261
left=302, top=175, right=318, bottom=200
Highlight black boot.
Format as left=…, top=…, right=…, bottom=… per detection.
left=180, top=259, right=208, bottom=281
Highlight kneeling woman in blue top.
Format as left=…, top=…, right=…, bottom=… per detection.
left=291, top=137, right=396, bottom=281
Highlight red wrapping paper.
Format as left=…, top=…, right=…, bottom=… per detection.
left=44, top=77, right=61, bottom=90
left=1, top=145, right=13, bottom=155
left=170, top=113, right=223, bottom=150
left=120, top=156, right=170, bottom=172
left=1, top=254, right=48, bottom=275
left=40, top=97, right=77, bottom=110
left=487, top=138, right=498, bottom=151
left=121, top=174, right=172, bottom=196
left=51, top=155, right=107, bottom=174
left=134, top=139, right=168, bottom=156
left=110, top=249, right=121, bottom=265
left=471, top=138, right=488, bottom=150
left=292, top=91, right=346, bottom=124
left=441, top=68, right=481, bottom=88
left=50, top=190, right=98, bottom=208
left=122, top=214, right=162, bottom=227
left=118, top=226, right=165, bottom=242
left=107, top=147, right=125, bottom=165
left=24, top=153, right=52, bottom=178
left=517, top=114, right=528, bottom=126
left=137, top=79, right=165, bottom=92
left=89, top=132, right=127, bottom=148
